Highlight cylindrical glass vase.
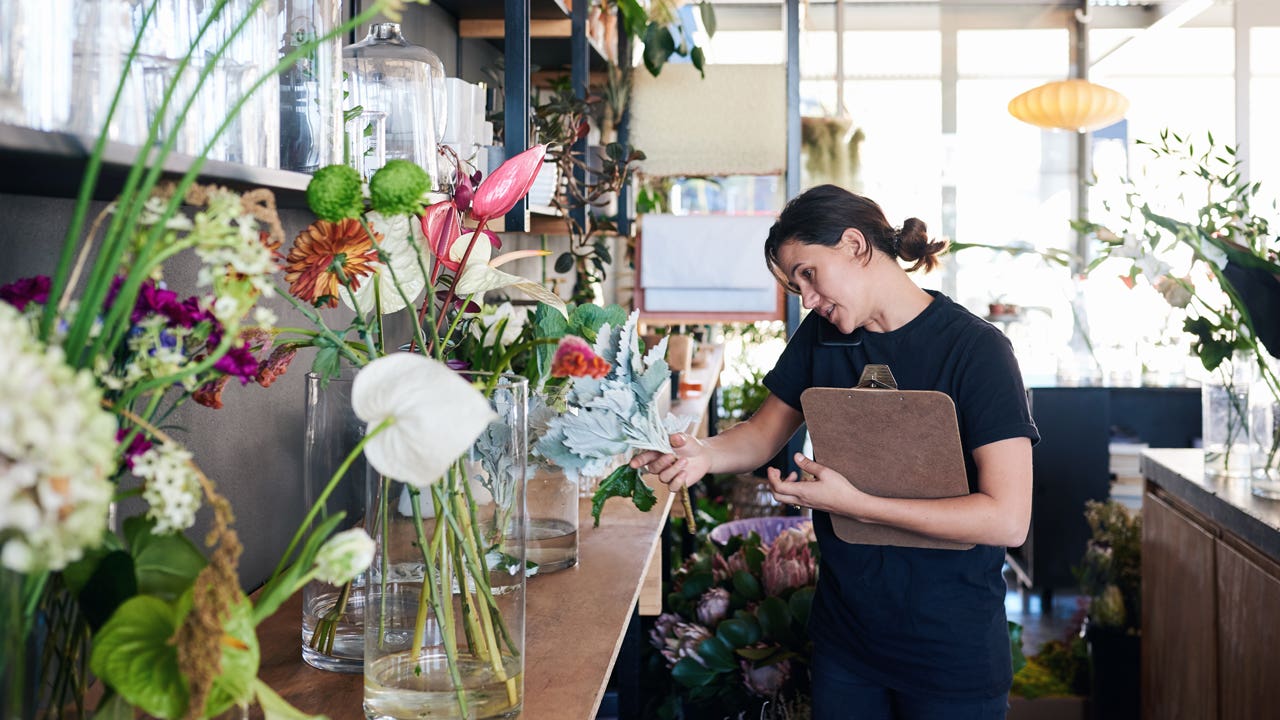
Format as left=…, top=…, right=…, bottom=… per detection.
left=526, top=460, right=578, bottom=573
left=364, top=374, right=527, bottom=720
left=277, top=0, right=342, bottom=172
left=301, top=369, right=368, bottom=672
left=1204, top=354, right=1253, bottom=481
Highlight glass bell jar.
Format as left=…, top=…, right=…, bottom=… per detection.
left=342, top=22, right=446, bottom=186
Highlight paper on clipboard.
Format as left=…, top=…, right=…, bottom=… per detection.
left=799, top=367, right=974, bottom=551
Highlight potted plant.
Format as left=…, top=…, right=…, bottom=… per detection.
left=1075, top=500, right=1142, bottom=720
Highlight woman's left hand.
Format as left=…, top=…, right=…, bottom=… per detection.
left=766, top=452, right=866, bottom=516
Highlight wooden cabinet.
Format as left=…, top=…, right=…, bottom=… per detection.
left=1216, top=541, right=1280, bottom=719
left=1142, top=491, right=1218, bottom=720
left=1143, top=487, right=1280, bottom=720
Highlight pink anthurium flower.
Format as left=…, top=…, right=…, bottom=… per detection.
left=421, top=202, right=463, bottom=271
left=470, top=144, right=547, bottom=223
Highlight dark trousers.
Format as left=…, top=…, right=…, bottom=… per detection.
left=810, top=650, right=1009, bottom=720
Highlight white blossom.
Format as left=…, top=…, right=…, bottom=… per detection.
left=0, top=303, right=117, bottom=572
left=253, top=307, right=278, bottom=329
left=473, top=302, right=529, bottom=347
left=314, top=528, right=376, bottom=584
left=351, top=353, right=496, bottom=488
left=134, top=443, right=201, bottom=534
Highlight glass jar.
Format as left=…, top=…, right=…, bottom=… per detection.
left=1203, top=352, right=1253, bottom=481
left=277, top=0, right=342, bottom=172
left=69, top=0, right=148, bottom=143
left=342, top=22, right=446, bottom=186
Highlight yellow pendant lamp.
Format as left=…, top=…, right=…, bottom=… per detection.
left=1008, top=79, right=1129, bottom=133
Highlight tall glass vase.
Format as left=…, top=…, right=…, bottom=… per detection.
left=1204, top=353, right=1253, bottom=481
left=301, top=369, right=368, bottom=672
left=277, top=0, right=342, bottom=172
left=1249, top=356, right=1280, bottom=499
left=364, top=375, right=527, bottom=720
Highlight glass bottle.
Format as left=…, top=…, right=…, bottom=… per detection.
left=278, top=0, right=342, bottom=173
left=342, top=22, right=446, bottom=187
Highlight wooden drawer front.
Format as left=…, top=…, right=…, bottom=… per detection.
left=1216, top=539, right=1280, bottom=720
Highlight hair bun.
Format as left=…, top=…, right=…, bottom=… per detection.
left=896, top=217, right=948, bottom=273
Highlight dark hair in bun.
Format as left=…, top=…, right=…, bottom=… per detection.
left=764, top=184, right=948, bottom=289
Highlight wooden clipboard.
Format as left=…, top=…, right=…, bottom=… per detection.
left=800, top=365, right=974, bottom=551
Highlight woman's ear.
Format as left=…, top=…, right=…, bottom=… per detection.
left=839, top=228, right=869, bottom=260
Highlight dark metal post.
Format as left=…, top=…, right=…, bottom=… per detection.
left=570, top=0, right=589, bottom=231
left=615, top=30, right=633, bottom=236
left=503, top=0, right=531, bottom=232
left=783, top=0, right=805, bottom=471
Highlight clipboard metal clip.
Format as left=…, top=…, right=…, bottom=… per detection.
left=855, top=364, right=898, bottom=390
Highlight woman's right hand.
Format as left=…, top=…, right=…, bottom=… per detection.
left=629, top=433, right=711, bottom=491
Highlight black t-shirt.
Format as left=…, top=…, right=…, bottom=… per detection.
left=763, top=290, right=1040, bottom=700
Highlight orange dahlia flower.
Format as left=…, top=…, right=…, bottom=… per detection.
left=285, top=219, right=382, bottom=308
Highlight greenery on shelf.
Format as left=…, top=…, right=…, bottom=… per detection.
left=535, top=77, right=646, bottom=304
left=613, top=0, right=718, bottom=78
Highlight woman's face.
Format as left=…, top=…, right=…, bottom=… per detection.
left=775, top=234, right=868, bottom=334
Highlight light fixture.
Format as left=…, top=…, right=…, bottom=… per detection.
left=1007, top=78, right=1129, bottom=133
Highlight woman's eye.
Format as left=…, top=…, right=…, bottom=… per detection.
left=803, top=269, right=814, bottom=281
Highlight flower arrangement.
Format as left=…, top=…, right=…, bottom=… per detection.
left=534, top=310, right=694, bottom=526
left=648, top=521, right=818, bottom=718
left=1076, top=131, right=1280, bottom=471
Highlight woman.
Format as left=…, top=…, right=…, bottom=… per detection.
left=632, top=185, right=1038, bottom=719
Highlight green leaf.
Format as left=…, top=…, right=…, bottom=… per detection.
left=716, top=617, right=761, bottom=649
left=90, top=596, right=187, bottom=719
left=554, top=252, right=575, bottom=274
left=255, top=679, right=331, bottom=720
left=1009, top=621, right=1028, bottom=676
left=732, top=570, right=762, bottom=602
left=755, top=596, right=792, bottom=641
left=203, top=595, right=261, bottom=717
left=312, top=344, right=341, bottom=381
left=678, top=571, right=714, bottom=601
left=62, top=539, right=118, bottom=596
left=734, top=646, right=778, bottom=661
left=78, top=551, right=138, bottom=631
left=618, top=0, right=648, bottom=39
left=590, top=465, right=656, bottom=526
left=691, top=46, right=706, bottom=77
left=788, top=586, right=814, bottom=628
left=700, top=1, right=717, bottom=37
left=643, top=23, right=676, bottom=77
left=672, top=656, right=719, bottom=688
left=127, top=516, right=206, bottom=600
left=695, top=635, right=737, bottom=672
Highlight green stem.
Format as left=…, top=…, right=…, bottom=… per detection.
left=275, top=284, right=370, bottom=367
left=409, top=488, right=469, bottom=718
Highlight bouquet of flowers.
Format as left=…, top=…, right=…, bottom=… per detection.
left=534, top=309, right=693, bottom=526
left=648, top=521, right=819, bottom=718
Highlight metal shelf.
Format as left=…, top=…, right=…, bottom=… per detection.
left=433, top=0, right=613, bottom=71
left=0, top=123, right=311, bottom=207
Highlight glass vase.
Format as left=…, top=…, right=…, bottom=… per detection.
left=1249, top=358, right=1280, bottom=499
left=301, top=369, right=368, bottom=672
left=1204, top=353, right=1253, bottom=481
left=526, top=460, right=578, bottom=573
left=363, top=374, right=527, bottom=720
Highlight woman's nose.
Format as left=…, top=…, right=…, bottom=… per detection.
left=800, top=287, right=819, bottom=310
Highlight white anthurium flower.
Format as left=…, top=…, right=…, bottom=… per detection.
left=1134, top=252, right=1171, bottom=281
left=342, top=212, right=428, bottom=315
left=449, top=236, right=568, bottom=317
left=351, top=353, right=497, bottom=488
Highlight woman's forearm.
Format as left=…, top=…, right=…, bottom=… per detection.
left=703, top=395, right=804, bottom=474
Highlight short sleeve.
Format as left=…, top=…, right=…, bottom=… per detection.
left=763, top=313, right=819, bottom=411
left=954, top=327, right=1040, bottom=450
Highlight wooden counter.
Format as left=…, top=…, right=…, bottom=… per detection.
left=256, top=487, right=674, bottom=719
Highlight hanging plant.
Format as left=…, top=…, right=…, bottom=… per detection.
left=614, top=0, right=717, bottom=78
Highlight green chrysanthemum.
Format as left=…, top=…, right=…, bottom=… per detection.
left=306, top=165, right=364, bottom=221
left=369, top=159, right=432, bottom=217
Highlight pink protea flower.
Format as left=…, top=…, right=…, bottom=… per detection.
left=741, top=657, right=792, bottom=697
left=712, top=548, right=753, bottom=584
left=762, top=525, right=817, bottom=597
left=551, top=335, right=610, bottom=379
left=695, top=587, right=731, bottom=627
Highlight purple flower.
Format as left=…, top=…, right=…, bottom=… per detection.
left=741, top=658, right=792, bottom=697
left=214, top=343, right=260, bottom=384
left=446, top=358, right=471, bottom=371
left=132, top=280, right=180, bottom=324
left=116, top=428, right=153, bottom=471
left=0, top=275, right=51, bottom=311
